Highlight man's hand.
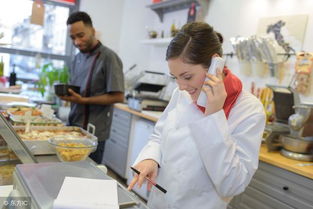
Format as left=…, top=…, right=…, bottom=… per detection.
left=59, top=89, right=86, bottom=104
left=59, top=90, right=124, bottom=105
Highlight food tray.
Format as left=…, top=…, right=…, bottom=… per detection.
left=0, top=159, right=20, bottom=165
left=0, top=146, right=19, bottom=161
left=0, top=161, right=19, bottom=185
left=0, top=146, right=9, bottom=160
left=13, top=124, right=97, bottom=155
left=7, top=107, right=42, bottom=116
left=0, top=149, right=20, bottom=186
left=0, top=134, right=6, bottom=146
left=10, top=115, right=64, bottom=126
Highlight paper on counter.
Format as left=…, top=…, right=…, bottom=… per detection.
left=53, top=177, right=119, bottom=209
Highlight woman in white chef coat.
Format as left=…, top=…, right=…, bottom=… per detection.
left=128, top=22, right=266, bottom=209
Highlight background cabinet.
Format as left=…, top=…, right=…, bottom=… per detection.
left=102, top=108, right=132, bottom=178
left=102, top=108, right=156, bottom=201
left=228, top=161, right=313, bottom=209
left=126, top=116, right=155, bottom=200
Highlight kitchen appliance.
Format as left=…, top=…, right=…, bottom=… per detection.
left=281, top=149, right=313, bottom=162
left=126, top=70, right=168, bottom=111
left=264, top=85, right=293, bottom=151
left=280, top=104, right=313, bottom=161
left=288, top=105, right=313, bottom=137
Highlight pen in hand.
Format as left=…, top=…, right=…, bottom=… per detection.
left=130, top=167, right=167, bottom=194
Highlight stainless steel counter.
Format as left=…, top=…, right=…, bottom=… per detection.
left=11, top=161, right=149, bottom=209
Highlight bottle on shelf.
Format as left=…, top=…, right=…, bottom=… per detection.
left=9, top=64, right=17, bottom=86
left=152, top=0, right=162, bottom=3
left=0, top=56, right=3, bottom=77
left=187, top=2, right=197, bottom=23
left=0, top=57, right=5, bottom=88
left=170, top=21, right=179, bottom=37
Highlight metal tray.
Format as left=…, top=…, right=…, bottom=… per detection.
left=0, top=146, right=9, bottom=158
left=0, top=159, right=20, bottom=185
left=0, top=146, right=19, bottom=161
left=0, top=159, right=20, bottom=166
left=10, top=115, right=64, bottom=126
left=13, top=124, right=97, bottom=155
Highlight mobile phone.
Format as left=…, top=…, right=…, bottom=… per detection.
left=196, top=57, right=225, bottom=107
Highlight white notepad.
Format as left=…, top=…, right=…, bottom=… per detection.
left=53, top=177, right=119, bottom=209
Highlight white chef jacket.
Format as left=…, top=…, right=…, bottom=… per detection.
left=134, top=88, right=266, bottom=209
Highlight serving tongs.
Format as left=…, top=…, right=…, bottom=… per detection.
left=24, top=111, right=32, bottom=134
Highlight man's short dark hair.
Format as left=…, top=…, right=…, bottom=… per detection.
left=66, top=11, right=93, bottom=27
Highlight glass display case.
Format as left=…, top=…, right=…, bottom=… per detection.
left=0, top=113, right=149, bottom=209
left=0, top=113, right=37, bottom=185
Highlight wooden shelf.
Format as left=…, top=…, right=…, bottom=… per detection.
left=0, top=43, right=11, bottom=46
left=140, top=38, right=172, bottom=46
left=147, top=0, right=199, bottom=22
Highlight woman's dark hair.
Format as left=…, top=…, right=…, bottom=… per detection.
left=166, top=22, right=223, bottom=68
left=67, top=11, right=93, bottom=27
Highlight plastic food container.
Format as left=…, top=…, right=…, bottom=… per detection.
left=48, top=137, right=97, bottom=162
left=54, top=84, right=80, bottom=96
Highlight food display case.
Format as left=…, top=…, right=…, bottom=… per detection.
left=0, top=113, right=149, bottom=209
left=0, top=113, right=37, bottom=186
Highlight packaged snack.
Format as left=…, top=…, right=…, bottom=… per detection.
left=292, top=52, right=313, bottom=95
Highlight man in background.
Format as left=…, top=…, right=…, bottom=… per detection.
left=59, top=11, right=124, bottom=164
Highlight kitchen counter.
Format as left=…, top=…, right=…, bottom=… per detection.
left=114, top=103, right=313, bottom=180
left=259, top=145, right=313, bottom=179
left=114, top=103, right=161, bottom=122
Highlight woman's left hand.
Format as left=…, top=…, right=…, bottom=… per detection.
left=202, top=69, right=227, bottom=116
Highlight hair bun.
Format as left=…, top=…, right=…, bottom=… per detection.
left=215, top=32, right=224, bottom=44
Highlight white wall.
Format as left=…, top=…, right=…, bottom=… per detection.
left=205, top=0, right=313, bottom=53
left=80, top=0, right=313, bottom=104
left=79, top=0, right=124, bottom=53
left=116, top=0, right=313, bottom=104
left=204, top=0, right=313, bottom=104
left=118, top=0, right=152, bottom=73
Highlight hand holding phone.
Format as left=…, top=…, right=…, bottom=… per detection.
left=197, top=57, right=225, bottom=107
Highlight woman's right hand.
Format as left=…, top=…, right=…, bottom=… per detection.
left=127, top=159, right=158, bottom=191
left=203, top=70, right=227, bottom=116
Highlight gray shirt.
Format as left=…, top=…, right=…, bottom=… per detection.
left=69, top=42, right=124, bottom=141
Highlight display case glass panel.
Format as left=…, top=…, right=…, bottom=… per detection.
left=0, top=113, right=37, bottom=185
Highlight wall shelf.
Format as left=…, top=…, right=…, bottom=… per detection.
left=147, top=0, right=199, bottom=22
left=140, top=38, right=172, bottom=46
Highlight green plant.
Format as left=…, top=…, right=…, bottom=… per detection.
left=37, top=63, right=69, bottom=97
